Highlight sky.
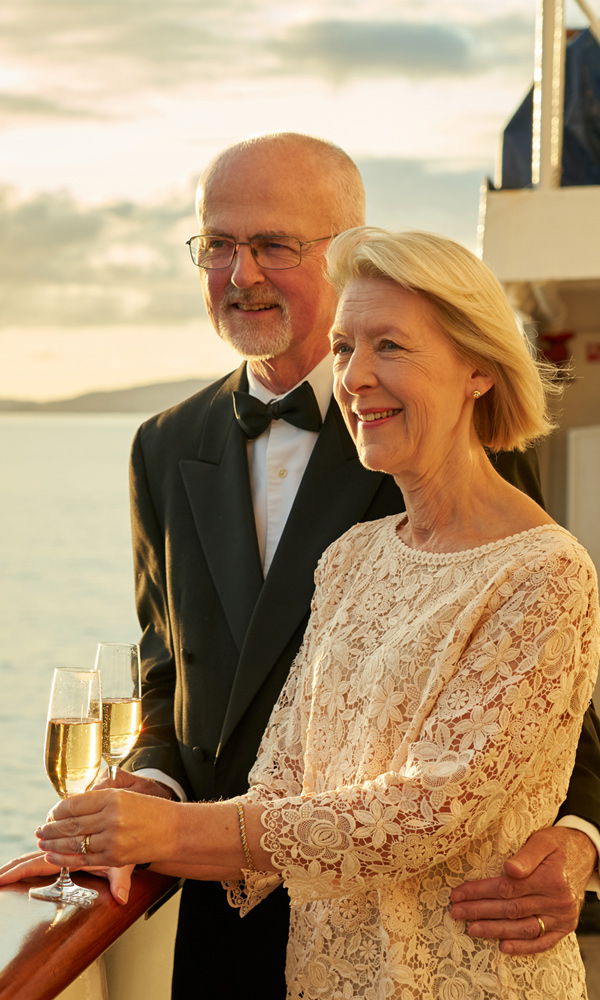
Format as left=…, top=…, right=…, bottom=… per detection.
left=0, top=0, right=591, bottom=401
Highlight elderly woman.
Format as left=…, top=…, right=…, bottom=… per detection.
left=34, top=229, right=599, bottom=999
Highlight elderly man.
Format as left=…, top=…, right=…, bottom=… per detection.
left=2, top=133, right=599, bottom=997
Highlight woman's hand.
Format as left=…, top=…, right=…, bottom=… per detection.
left=0, top=849, right=135, bottom=905
left=35, top=791, right=275, bottom=882
left=35, top=788, right=179, bottom=870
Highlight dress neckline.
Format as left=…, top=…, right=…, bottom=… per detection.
left=389, top=516, right=574, bottom=564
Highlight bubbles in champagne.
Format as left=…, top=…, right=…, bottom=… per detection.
left=45, top=719, right=102, bottom=798
left=102, top=698, right=142, bottom=766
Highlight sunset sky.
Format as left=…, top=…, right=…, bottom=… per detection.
left=1, top=0, right=590, bottom=400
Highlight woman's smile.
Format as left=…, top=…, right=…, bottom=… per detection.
left=355, top=407, right=402, bottom=424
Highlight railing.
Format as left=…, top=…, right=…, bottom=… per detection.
left=0, top=872, right=180, bottom=1000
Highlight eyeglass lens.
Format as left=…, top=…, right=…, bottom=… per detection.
left=190, top=236, right=302, bottom=269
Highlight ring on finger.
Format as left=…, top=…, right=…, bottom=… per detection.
left=535, top=915, right=546, bottom=937
left=79, top=835, right=91, bottom=855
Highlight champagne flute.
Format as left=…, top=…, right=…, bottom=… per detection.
left=95, top=642, right=142, bottom=780
left=30, top=668, right=102, bottom=905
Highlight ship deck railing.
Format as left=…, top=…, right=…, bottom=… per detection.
left=0, top=872, right=181, bottom=1000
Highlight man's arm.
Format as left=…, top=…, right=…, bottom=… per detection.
left=124, top=427, right=190, bottom=794
left=558, top=701, right=600, bottom=828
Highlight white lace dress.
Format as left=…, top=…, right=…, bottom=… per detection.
left=227, top=518, right=600, bottom=1000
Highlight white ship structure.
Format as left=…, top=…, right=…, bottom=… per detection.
left=480, top=0, right=600, bottom=601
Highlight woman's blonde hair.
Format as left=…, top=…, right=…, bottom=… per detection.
left=327, top=227, right=559, bottom=452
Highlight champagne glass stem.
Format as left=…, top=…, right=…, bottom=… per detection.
left=109, top=764, right=118, bottom=781
left=56, top=867, right=73, bottom=888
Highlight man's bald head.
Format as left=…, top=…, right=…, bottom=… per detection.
left=197, top=132, right=365, bottom=233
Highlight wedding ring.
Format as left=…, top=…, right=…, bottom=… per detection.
left=535, top=914, right=546, bottom=937
left=80, top=835, right=90, bottom=855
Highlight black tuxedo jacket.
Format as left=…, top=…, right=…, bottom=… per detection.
left=127, top=365, right=600, bottom=999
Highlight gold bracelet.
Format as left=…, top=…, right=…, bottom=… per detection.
left=236, top=802, right=257, bottom=872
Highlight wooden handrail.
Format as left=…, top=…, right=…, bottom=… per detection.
left=0, top=872, right=180, bottom=1000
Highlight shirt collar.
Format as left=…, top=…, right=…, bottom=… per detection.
left=246, top=354, right=333, bottom=423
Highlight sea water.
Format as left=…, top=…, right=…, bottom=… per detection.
left=0, top=414, right=146, bottom=860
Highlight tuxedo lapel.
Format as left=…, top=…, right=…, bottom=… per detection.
left=180, top=365, right=264, bottom=653
left=218, top=399, right=386, bottom=750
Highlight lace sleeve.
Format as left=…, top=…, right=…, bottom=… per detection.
left=224, top=536, right=352, bottom=913
left=248, top=548, right=600, bottom=909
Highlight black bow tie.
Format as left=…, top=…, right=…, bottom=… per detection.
left=233, top=381, right=323, bottom=440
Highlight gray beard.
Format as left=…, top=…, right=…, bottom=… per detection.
left=216, top=292, right=293, bottom=360
left=219, top=322, right=293, bottom=360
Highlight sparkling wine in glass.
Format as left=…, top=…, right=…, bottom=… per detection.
left=29, top=668, right=102, bottom=905
left=95, top=643, right=142, bottom=780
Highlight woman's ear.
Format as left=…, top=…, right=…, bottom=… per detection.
left=468, top=370, right=494, bottom=399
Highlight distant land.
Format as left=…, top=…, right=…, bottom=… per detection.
left=0, top=377, right=216, bottom=413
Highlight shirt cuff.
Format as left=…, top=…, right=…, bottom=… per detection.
left=555, top=815, right=600, bottom=895
left=134, top=768, right=188, bottom=803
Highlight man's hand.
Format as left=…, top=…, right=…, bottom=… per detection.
left=0, top=850, right=135, bottom=905
left=450, top=827, right=598, bottom=954
left=93, top=767, right=177, bottom=800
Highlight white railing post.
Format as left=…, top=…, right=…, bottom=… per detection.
left=532, top=0, right=566, bottom=189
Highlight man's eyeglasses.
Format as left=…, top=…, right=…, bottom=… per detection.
left=186, top=234, right=335, bottom=270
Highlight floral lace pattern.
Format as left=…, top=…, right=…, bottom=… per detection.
left=226, top=519, right=600, bottom=999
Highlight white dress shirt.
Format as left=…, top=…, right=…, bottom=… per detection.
left=246, top=355, right=333, bottom=574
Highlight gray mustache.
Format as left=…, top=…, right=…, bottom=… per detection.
left=221, top=288, right=285, bottom=309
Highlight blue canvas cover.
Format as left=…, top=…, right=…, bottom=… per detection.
left=501, top=28, right=600, bottom=188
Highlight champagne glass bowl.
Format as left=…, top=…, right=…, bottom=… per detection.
left=29, top=668, right=102, bottom=905
left=95, top=643, right=141, bottom=780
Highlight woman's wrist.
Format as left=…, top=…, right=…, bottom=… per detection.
left=149, top=798, right=276, bottom=877
left=236, top=800, right=277, bottom=873
left=162, top=798, right=276, bottom=875
left=171, top=801, right=241, bottom=870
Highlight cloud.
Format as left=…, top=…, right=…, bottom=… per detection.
left=0, top=3, right=236, bottom=127
left=0, top=186, right=202, bottom=325
left=0, top=0, right=255, bottom=98
left=271, top=21, right=474, bottom=78
left=268, top=16, right=533, bottom=81
left=0, top=2, right=534, bottom=124
left=0, top=93, right=104, bottom=122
